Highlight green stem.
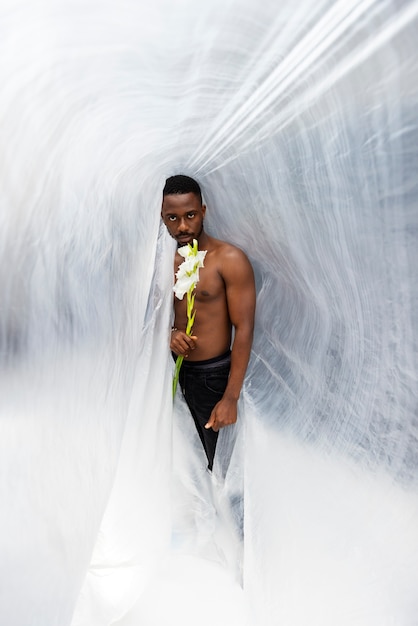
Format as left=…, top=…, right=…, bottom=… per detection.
left=172, top=354, right=184, bottom=397
left=172, top=284, right=196, bottom=398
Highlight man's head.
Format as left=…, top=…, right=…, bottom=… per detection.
left=161, top=174, right=206, bottom=247
left=163, top=174, right=202, bottom=204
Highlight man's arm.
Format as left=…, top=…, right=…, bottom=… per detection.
left=205, top=247, right=255, bottom=432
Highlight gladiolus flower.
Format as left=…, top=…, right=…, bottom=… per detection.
left=172, top=240, right=207, bottom=396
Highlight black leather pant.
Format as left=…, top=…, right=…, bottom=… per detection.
left=178, top=351, right=231, bottom=471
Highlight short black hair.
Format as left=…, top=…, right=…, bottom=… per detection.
left=163, top=174, right=202, bottom=204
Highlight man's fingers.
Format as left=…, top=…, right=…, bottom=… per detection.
left=183, top=335, right=197, bottom=355
left=205, top=414, right=220, bottom=432
left=205, top=415, right=215, bottom=430
left=187, top=335, right=197, bottom=348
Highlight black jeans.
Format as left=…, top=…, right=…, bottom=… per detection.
left=178, top=351, right=231, bottom=471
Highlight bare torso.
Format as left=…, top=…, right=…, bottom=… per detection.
left=173, top=237, right=232, bottom=361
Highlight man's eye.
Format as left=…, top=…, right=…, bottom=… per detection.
left=187, top=213, right=195, bottom=219
left=168, top=216, right=176, bottom=221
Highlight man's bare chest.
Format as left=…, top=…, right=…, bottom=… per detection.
left=194, top=270, right=225, bottom=302
left=173, top=261, right=224, bottom=304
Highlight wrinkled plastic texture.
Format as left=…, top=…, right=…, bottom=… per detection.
left=1, top=1, right=417, bottom=625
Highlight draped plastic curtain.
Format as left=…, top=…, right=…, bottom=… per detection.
left=1, top=1, right=418, bottom=624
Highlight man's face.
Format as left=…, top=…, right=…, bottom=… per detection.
left=161, top=192, right=206, bottom=247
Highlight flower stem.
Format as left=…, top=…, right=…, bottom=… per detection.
left=172, top=354, right=184, bottom=397
left=172, top=284, right=195, bottom=398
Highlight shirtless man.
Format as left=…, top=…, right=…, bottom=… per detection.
left=161, top=175, right=256, bottom=470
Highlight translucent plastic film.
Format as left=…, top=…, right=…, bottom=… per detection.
left=1, top=1, right=417, bottom=625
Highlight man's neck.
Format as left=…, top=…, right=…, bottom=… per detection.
left=196, top=231, right=210, bottom=250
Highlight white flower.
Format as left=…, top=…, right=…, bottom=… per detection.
left=172, top=239, right=207, bottom=396
left=176, top=256, right=199, bottom=276
left=173, top=239, right=207, bottom=300
left=173, top=273, right=196, bottom=300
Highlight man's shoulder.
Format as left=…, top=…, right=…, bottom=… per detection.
left=206, top=237, right=253, bottom=281
left=207, top=236, right=249, bottom=260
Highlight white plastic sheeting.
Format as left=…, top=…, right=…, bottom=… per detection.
left=1, top=1, right=417, bottom=624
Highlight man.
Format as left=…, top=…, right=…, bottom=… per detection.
left=161, top=174, right=256, bottom=471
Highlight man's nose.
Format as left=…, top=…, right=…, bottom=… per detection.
left=177, top=218, right=188, bottom=232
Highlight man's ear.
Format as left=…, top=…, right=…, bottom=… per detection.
left=202, top=204, right=207, bottom=218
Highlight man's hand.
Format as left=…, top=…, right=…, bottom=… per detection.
left=205, top=396, right=238, bottom=432
left=170, top=329, right=197, bottom=357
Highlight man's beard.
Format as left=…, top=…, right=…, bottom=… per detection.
left=175, top=222, right=204, bottom=247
